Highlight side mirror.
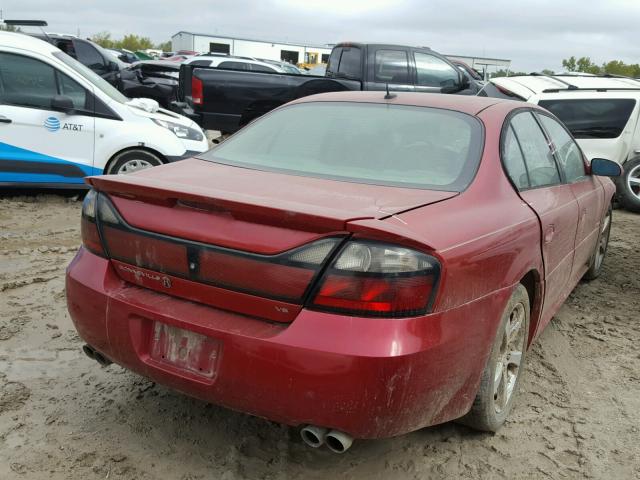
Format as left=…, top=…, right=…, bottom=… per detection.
left=590, top=158, right=622, bottom=177
left=50, top=95, right=75, bottom=114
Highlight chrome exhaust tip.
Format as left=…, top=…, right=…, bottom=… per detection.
left=325, top=430, right=354, bottom=454
left=300, top=425, right=328, bottom=448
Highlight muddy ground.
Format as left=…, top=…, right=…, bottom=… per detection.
left=0, top=193, right=639, bottom=480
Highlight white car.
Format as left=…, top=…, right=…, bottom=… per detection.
left=0, top=31, right=208, bottom=188
left=491, top=74, right=640, bottom=212
left=184, top=55, right=290, bottom=73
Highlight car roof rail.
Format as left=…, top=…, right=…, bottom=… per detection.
left=529, top=72, right=579, bottom=90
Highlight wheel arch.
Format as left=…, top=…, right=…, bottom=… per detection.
left=519, top=269, right=543, bottom=347
left=103, top=146, right=168, bottom=174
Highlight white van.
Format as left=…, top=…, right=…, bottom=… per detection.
left=0, top=32, right=208, bottom=188
left=491, top=74, right=640, bottom=212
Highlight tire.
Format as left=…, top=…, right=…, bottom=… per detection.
left=459, top=284, right=530, bottom=432
left=106, top=149, right=163, bottom=175
left=583, top=205, right=612, bottom=280
left=617, top=157, right=640, bottom=213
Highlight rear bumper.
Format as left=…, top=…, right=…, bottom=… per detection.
left=66, top=248, right=509, bottom=439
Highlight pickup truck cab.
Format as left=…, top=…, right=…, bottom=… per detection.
left=173, top=42, right=480, bottom=134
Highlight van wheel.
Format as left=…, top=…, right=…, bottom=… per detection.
left=617, top=157, right=640, bottom=213
left=584, top=206, right=612, bottom=280
left=106, top=149, right=163, bottom=175
left=458, top=284, right=529, bottom=432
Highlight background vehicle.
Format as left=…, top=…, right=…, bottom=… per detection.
left=0, top=32, right=208, bottom=187
left=183, top=55, right=293, bottom=72
left=3, top=21, right=127, bottom=87
left=107, top=48, right=139, bottom=64
left=118, top=61, right=180, bottom=108
left=67, top=92, right=618, bottom=452
left=492, top=74, right=640, bottom=212
left=173, top=42, right=481, bottom=133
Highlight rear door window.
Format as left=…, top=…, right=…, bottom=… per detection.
left=250, top=64, right=277, bottom=73
left=218, top=61, right=251, bottom=71
left=538, top=98, right=636, bottom=139
left=74, top=41, right=106, bottom=72
left=502, top=125, right=530, bottom=190
left=414, top=52, right=459, bottom=88
left=536, top=113, right=587, bottom=183
left=337, top=47, right=361, bottom=79
left=374, top=50, right=409, bottom=84
left=510, top=112, right=561, bottom=188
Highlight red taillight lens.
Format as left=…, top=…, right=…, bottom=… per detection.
left=192, top=76, right=203, bottom=105
left=80, top=190, right=105, bottom=257
left=309, top=241, right=439, bottom=317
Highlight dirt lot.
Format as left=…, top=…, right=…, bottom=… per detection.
left=0, top=193, right=639, bottom=480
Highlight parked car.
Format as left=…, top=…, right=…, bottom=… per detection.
left=451, top=59, right=484, bottom=82
left=183, top=55, right=291, bottom=73
left=107, top=48, right=139, bottom=64
left=66, top=91, right=619, bottom=452
left=118, top=61, right=180, bottom=108
left=0, top=32, right=208, bottom=187
left=491, top=74, right=640, bottom=212
left=173, top=42, right=482, bottom=134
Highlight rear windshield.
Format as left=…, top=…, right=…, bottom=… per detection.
left=539, top=98, right=636, bottom=139
left=200, top=102, right=483, bottom=191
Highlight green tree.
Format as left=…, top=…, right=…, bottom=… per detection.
left=156, top=40, right=171, bottom=52
left=116, top=34, right=154, bottom=51
left=541, top=69, right=555, bottom=75
left=562, top=56, right=577, bottom=72
left=576, top=57, right=601, bottom=74
left=91, top=31, right=114, bottom=49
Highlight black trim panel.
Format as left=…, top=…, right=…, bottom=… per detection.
left=0, top=159, right=86, bottom=177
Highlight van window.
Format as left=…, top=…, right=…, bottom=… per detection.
left=374, top=50, right=409, bottom=84
left=538, top=99, right=636, bottom=139
left=510, top=112, right=561, bottom=188
left=0, top=53, right=58, bottom=109
left=58, top=74, right=88, bottom=110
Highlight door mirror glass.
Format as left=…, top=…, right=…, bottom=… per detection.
left=51, top=95, right=75, bottom=113
left=590, top=158, right=622, bottom=177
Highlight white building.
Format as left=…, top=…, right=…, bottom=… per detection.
left=171, top=32, right=332, bottom=66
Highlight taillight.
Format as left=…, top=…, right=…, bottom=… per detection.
left=309, top=241, right=440, bottom=317
left=80, top=190, right=105, bottom=257
left=192, top=76, right=203, bottom=105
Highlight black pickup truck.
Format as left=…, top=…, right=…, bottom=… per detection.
left=173, top=42, right=482, bottom=134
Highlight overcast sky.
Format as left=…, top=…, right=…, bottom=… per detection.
left=2, top=0, right=639, bottom=72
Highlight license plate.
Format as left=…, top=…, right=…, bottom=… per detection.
left=150, top=322, right=220, bottom=379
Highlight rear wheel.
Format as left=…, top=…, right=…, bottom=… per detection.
left=584, top=206, right=612, bottom=280
left=106, top=149, right=163, bottom=175
left=617, top=157, right=640, bottom=213
left=460, top=284, right=529, bottom=432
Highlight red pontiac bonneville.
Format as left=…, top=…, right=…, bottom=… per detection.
left=66, top=92, right=620, bottom=453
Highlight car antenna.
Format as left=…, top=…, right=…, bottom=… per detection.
left=384, top=83, right=396, bottom=100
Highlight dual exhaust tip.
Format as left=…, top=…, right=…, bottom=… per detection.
left=82, top=344, right=113, bottom=367
left=300, top=425, right=353, bottom=453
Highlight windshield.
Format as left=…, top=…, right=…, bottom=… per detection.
left=53, top=51, right=128, bottom=104
left=200, top=102, right=483, bottom=191
left=539, top=98, right=636, bottom=139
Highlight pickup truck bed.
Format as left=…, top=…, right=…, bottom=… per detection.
left=174, top=65, right=360, bottom=133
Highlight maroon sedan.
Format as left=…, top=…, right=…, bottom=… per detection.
left=66, top=92, right=619, bottom=453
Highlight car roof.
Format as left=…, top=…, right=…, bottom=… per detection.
left=288, top=91, right=517, bottom=116
left=493, top=74, right=640, bottom=100
left=186, top=56, right=281, bottom=71
left=0, top=31, right=59, bottom=54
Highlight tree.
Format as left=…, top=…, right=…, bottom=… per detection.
left=562, top=56, right=577, bottom=72
left=576, top=57, right=601, bottom=74
left=91, top=31, right=114, bottom=49
left=118, top=34, right=154, bottom=51
left=541, top=69, right=555, bottom=75
left=156, top=41, right=171, bottom=52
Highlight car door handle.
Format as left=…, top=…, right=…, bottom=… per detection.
left=544, top=225, right=555, bottom=244
left=0, top=115, right=11, bottom=124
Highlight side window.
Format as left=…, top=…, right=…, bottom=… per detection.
left=510, top=112, right=561, bottom=188
left=414, top=52, right=459, bottom=88
left=0, top=53, right=58, bottom=109
left=218, top=61, right=250, bottom=71
left=502, top=125, right=530, bottom=190
left=188, top=60, right=213, bottom=67
left=536, top=114, right=587, bottom=183
left=58, top=73, right=88, bottom=110
left=374, top=50, right=409, bottom=84
left=250, top=64, right=276, bottom=73
left=74, top=41, right=106, bottom=72
left=337, top=47, right=361, bottom=79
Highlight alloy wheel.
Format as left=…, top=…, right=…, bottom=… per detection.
left=117, top=159, right=153, bottom=174
left=628, top=164, right=640, bottom=200
left=493, top=302, right=526, bottom=414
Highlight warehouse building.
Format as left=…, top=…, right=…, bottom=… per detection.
left=171, top=31, right=332, bottom=67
